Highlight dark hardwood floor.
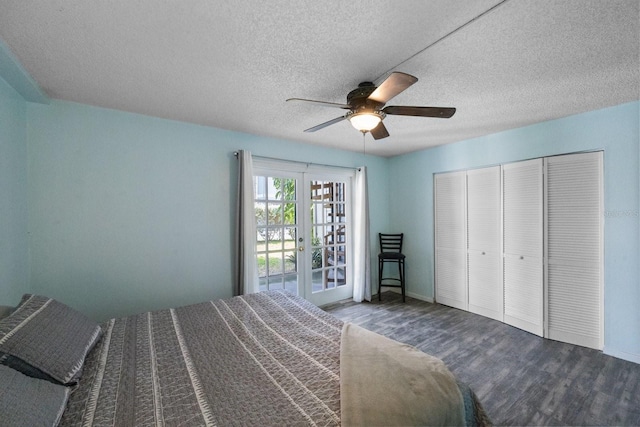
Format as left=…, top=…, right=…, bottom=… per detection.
left=323, top=292, right=640, bottom=426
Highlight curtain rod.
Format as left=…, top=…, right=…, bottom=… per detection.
left=233, top=151, right=360, bottom=171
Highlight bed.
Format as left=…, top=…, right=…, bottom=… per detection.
left=0, top=291, right=491, bottom=426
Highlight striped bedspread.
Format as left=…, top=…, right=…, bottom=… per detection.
left=60, top=291, right=342, bottom=426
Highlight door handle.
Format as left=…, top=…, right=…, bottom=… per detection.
left=298, top=246, right=304, bottom=252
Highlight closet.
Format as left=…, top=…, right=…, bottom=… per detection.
left=434, top=152, right=603, bottom=349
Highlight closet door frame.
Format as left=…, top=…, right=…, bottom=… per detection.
left=433, top=150, right=603, bottom=350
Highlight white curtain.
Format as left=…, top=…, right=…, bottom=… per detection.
left=234, top=150, right=259, bottom=295
left=353, top=166, right=371, bottom=302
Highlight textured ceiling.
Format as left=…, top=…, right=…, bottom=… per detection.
left=0, top=0, right=638, bottom=156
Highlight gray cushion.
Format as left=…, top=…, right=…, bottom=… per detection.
left=0, top=364, right=70, bottom=427
left=0, top=294, right=102, bottom=385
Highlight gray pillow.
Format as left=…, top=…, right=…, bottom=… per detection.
left=0, top=364, right=70, bottom=427
left=0, top=294, right=102, bottom=385
left=0, top=305, right=14, bottom=320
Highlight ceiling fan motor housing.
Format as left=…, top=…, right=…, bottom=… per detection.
left=347, top=82, right=384, bottom=113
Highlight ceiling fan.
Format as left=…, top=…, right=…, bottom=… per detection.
left=286, top=71, right=456, bottom=140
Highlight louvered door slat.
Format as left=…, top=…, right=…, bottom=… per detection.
left=503, top=159, right=543, bottom=336
left=545, top=151, right=603, bottom=349
left=436, top=248, right=468, bottom=308
left=435, top=171, right=467, bottom=311
left=435, top=172, right=467, bottom=250
left=467, top=166, right=502, bottom=321
left=468, top=251, right=503, bottom=320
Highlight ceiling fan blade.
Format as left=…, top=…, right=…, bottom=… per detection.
left=286, top=98, right=351, bottom=109
left=367, top=72, right=418, bottom=104
left=304, top=115, right=348, bottom=132
left=370, top=122, right=390, bottom=140
left=383, top=106, right=456, bottom=118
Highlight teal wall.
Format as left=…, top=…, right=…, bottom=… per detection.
left=25, top=100, right=389, bottom=321
left=0, top=76, right=30, bottom=305
left=389, top=101, right=640, bottom=363
left=1, top=46, right=638, bottom=364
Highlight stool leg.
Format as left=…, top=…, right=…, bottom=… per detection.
left=378, top=258, right=382, bottom=301
left=399, top=259, right=405, bottom=302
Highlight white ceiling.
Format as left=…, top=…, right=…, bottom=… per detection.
left=0, top=0, right=638, bottom=157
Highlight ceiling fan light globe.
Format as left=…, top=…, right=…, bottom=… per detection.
left=349, top=112, right=382, bottom=132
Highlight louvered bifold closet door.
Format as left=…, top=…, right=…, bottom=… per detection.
left=545, top=152, right=603, bottom=349
left=467, top=166, right=503, bottom=321
left=435, top=171, right=468, bottom=311
left=503, top=159, right=543, bottom=336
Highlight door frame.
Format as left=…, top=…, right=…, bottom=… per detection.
left=253, top=158, right=355, bottom=306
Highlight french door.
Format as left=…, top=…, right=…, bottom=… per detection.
left=253, top=163, right=354, bottom=306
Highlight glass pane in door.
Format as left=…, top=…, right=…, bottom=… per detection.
left=254, top=176, right=300, bottom=293
left=309, top=180, right=348, bottom=294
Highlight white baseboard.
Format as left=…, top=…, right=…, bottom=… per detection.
left=406, top=291, right=434, bottom=303
left=604, top=347, right=640, bottom=365
left=377, top=287, right=434, bottom=303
